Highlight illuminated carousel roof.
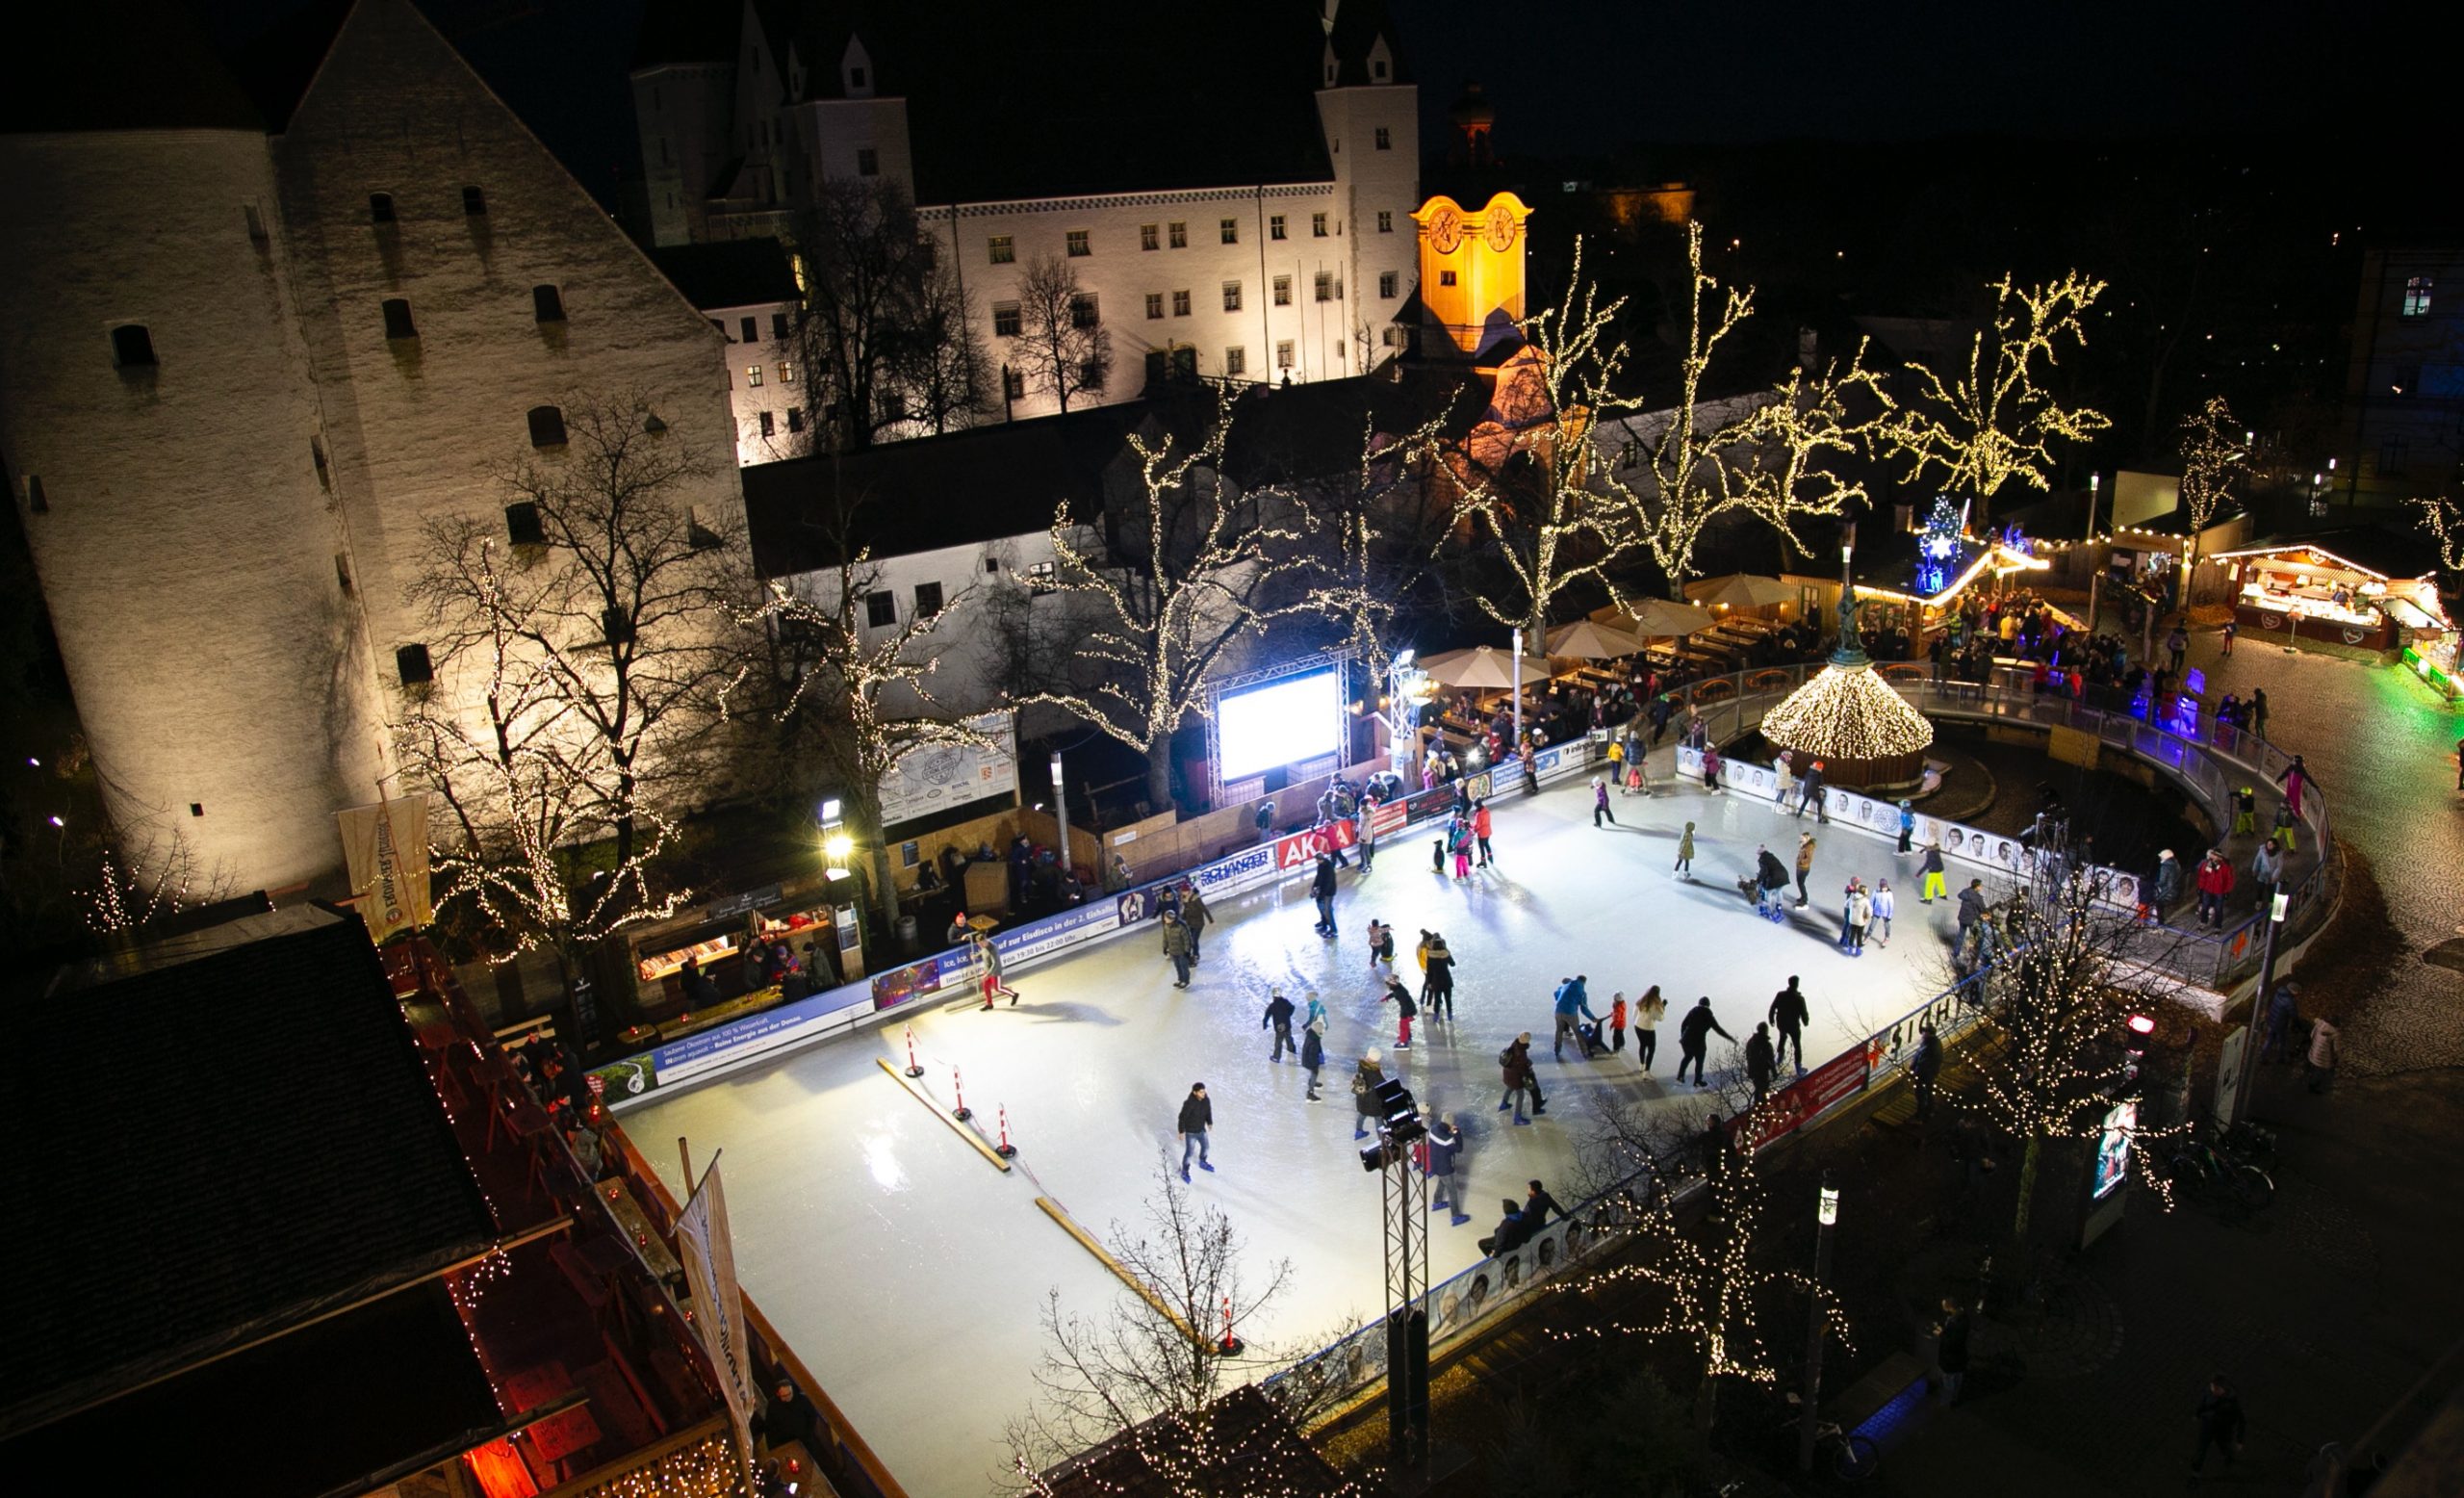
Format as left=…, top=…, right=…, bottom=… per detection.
left=1760, top=662, right=1935, bottom=760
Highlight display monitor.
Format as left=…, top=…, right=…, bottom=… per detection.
left=1217, top=668, right=1341, bottom=782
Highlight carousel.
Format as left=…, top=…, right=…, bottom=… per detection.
left=1759, top=542, right=1937, bottom=789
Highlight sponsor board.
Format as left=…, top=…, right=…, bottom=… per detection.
left=1273, top=819, right=1357, bottom=869
left=1366, top=798, right=1409, bottom=839
left=1735, top=1047, right=1869, bottom=1151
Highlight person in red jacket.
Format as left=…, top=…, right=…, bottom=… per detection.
left=2194, top=847, right=2236, bottom=929
left=1471, top=800, right=1496, bottom=867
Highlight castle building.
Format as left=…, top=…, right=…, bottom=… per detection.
left=629, top=0, right=1422, bottom=419
left=652, top=238, right=807, bottom=463
left=0, top=0, right=742, bottom=895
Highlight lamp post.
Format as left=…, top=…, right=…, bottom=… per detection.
left=2085, top=473, right=2103, bottom=632
left=2228, top=891, right=2291, bottom=1128
left=1797, top=1171, right=1840, bottom=1473
left=1049, top=751, right=1071, bottom=883
left=1510, top=626, right=1527, bottom=784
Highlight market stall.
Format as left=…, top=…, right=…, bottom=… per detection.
left=2209, top=529, right=2450, bottom=670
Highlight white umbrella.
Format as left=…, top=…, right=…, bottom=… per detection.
left=1417, top=644, right=1553, bottom=690
left=1545, top=619, right=1644, bottom=659
left=1684, top=573, right=1796, bottom=610
left=1604, top=597, right=1719, bottom=638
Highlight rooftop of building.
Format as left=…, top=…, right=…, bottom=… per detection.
left=652, top=237, right=801, bottom=310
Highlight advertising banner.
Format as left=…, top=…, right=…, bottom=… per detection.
left=1736, top=1047, right=1869, bottom=1151
left=335, top=794, right=433, bottom=942
left=1366, top=798, right=1410, bottom=840
left=878, top=711, right=1017, bottom=827
left=1272, top=818, right=1357, bottom=870
left=674, top=1161, right=757, bottom=1474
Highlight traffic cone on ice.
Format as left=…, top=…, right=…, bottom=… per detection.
left=1216, top=1293, right=1243, bottom=1356
left=951, top=1065, right=972, bottom=1122
left=994, top=1104, right=1017, bottom=1158
left=904, top=1025, right=924, bottom=1078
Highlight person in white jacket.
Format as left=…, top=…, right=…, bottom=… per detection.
left=1872, top=879, right=1897, bottom=947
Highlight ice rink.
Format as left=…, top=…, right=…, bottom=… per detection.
left=631, top=770, right=1961, bottom=1495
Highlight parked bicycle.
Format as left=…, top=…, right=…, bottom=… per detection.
left=1771, top=1393, right=1880, bottom=1483
left=2167, top=1123, right=2274, bottom=1213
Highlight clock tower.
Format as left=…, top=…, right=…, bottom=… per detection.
left=1412, top=191, right=1531, bottom=354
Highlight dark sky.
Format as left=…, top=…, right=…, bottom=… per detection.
left=1397, top=0, right=2430, bottom=154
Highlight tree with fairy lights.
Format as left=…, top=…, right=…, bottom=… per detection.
left=399, top=390, right=747, bottom=970
left=750, top=492, right=996, bottom=935
left=1003, top=1162, right=1365, bottom=1497
left=2413, top=495, right=2464, bottom=572
left=1881, top=271, right=2111, bottom=518
left=79, top=822, right=231, bottom=936
left=1007, top=394, right=1323, bottom=814
left=1553, top=1097, right=1850, bottom=1437
left=2174, top=396, right=2247, bottom=589
left=1292, top=410, right=1458, bottom=684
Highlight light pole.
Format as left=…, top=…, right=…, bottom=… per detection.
left=1049, top=750, right=1071, bottom=884
left=1510, top=626, right=1527, bottom=785
left=2085, top=473, right=2103, bottom=632
left=1797, top=1171, right=1839, bottom=1473
left=2228, top=891, right=2291, bottom=1127
left=1361, top=1078, right=1430, bottom=1477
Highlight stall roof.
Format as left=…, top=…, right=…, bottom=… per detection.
left=2208, top=526, right=2440, bottom=581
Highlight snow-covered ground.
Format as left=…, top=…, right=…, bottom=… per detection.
left=631, top=770, right=1964, bottom=1495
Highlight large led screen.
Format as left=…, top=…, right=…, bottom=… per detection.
left=1217, top=669, right=1341, bottom=783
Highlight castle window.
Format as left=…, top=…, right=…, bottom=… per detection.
left=1314, top=271, right=1340, bottom=301
left=849, top=65, right=867, bottom=89
left=1313, top=213, right=1328, bottom=238
left=244, top=203, right=268, bottom=242
left=1221, top=218, right=1239, bottom=245
left=1225, top=347, right=1246, bottom=377
left=1141, top=224, right=1160, bottom=251
left=533, top=285, right=566, bottom=323
left=787, top=407, right=804, bottom=432
left=462, top=185, right=487, bottom=216
left=1066, top=230, right=1091, bottom=257
left=914, top=581, right=943, bottom=617
left=505, top=502, right=546, bottom=546
left=865, top=590, right=896, bottom=628
left=1373, top=59, right=1389, bottom=80
left=1273, top=275, right=1292, bottom=306
left=111, top=324, right=156, bottom=368
left=1172, top=290, right=1192, bottom=317
left=740, top=316, right=758, bottom=343
left=1169, top=221, right=1188, bottom=248
left=1439, top=271, right=1457, bottom=287
left=993, top=301, right=1021, bottom=337
left=1146, top=294, right=1164, bottom=321
left=24, top=475, right=47, bottom=514
left=369, top=193, right=395, bottom=223
left=1078, top=358, right=1105, bottom=391
left=1276, top=341, right=1295, bottom=370
left=526, top=405, right=568, bottom=448
left=747, top=364, right=763, bottom=387
left=396, top=644, right=434, bottom=686
left=772, top=311, right=791, bottom=340
left=1222, top=281, right=1242, bottom=312
left=1379, top=271, right=1398, bottom=298
left=779, top=361, right=795, bottom=383
left=2402, top=276, right=2433, bottom=318
left=1270, top=215, right=1287, bottom=241
left=382, top=298, right=417, bottom=340
left=1375, top=127, right=1392, bottom=150
left=857, top=147, right=879, bottom=177
left=989, top=235, right=1014, bottom=264
left=311, top=436, right=329, bottom=488
left=334, top=555, right=352, bottom=594
left=1070, top=293, right=1100, bottom=329
left=1002, top=368, right=1026, bottom=400
left=1378, top=210, right=1393, bottom=233
left=759, top=410, right=775, bottom=437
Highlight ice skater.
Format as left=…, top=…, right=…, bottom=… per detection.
left=1677, top=996, right=1732, bottom=1087
left=1701, top=743, right=1723, bottom=792
left=1497, top=1032, right=1543, bottom=1123
left=1675, top=820, right=1696, bottom=879
left=1300, top=1016, right=1326, bottom=1099
left=1472, top=800, right=1495, bottom=866
left=1552, top=974, right=1602, bottom=1060
left=1796, top=760, right=1828, bottom=821
left=1919, top=839, right=1946, bottom=903
left=1176, top=1083, right=1213, bottom=1182
left=1746, top=1023, right=1777, bottom=1101
left=1180, top=883, right=1212, bottom=962
left=1592, top=774, right=1616, bottom=828
left=1162, top=909, right=1194, bottom=989
left=1773, top=749, right=1794, bottom=809
left=1311, top=853, right=1339, bottom=935
left=1769, top=977, right=1810, bottom=1072
left=1262, top=987, right=1296, bottom=1060
left=974, top=932, right=1018, bottom=1009
left=1367, top=917, right=1397, bottom=980
left=1383, top=975, right=1418, bottom=1049
left=1450, top=815, right=1476, bottom=879
left=1607, top=991, right=1629, bottom=1053
left=1897, top=800, right=1915, bottom=854
left=1634, top=986, right=1666, bottom=1071
left=1844, top=881, right=1873, bottom=955
left=1422, top=932, right=1457, bottom=1021
left=1351, top=1049, right=1388, bottom=1139
left=1423, top=1115, right=1470, bottom=1225
left=1873, top=879, right=1896, bottom=947
left=1795, top=834, right=1817, bottom=906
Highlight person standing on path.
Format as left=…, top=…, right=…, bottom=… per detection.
left=2167, top=624, right=2189, bottom=674
left=1300, top=1016, right=1326, bottom=1100
left=1262, top=988, right=1296, bottom=1061
left=1918, top=839, right=1946, bottom=903
left=1552, top=975, right=1602, bottom=1060
left=1592, top=774, right=1617, bottom=828
left=1423, top=1115, right=1470, bottom=1225
left=2194, top=848, right=2235, bottom=929
left=1472, top=800, right=1495, bottom=866
left=1607, top=992, right=1629, bottom=1053
left=1934, top=1298, right=1973, bottom=1405
left=1796, top=760, right=1828, bottom=822
left=2306, top=1017, right=2341, bottom=1094
left=1675, top=820, right=1696, bottom=879
left=1311, top=854, right=1339, bottom=935
left=1422, top=932, right=1457, bottom=1020
left=2220, top=618, right=2236, bottom=656
left=1633, top=986, right=1667, bottom=1072
left=1176, top=1083, right=1214, bottom=1182
left=2250, top=688, right=2269, bottom=738
left=1873, top=879, right=1896, bottom=947
left=1383, top=976, right=1418, bottom=1049
left=2272, top=799, right=2299, bottom=854
left=2274, top=753, right=2321, bottom=816
left=2249, top=839, right=2284, bottom=904
left=1794, top=834, right=1817, bottom=907
left=2148, top=848, right=2184, bottom=923
left=1911, top=1022, right=1942, bottom=1120
left=1677, top=996, right=1733, bottom=1087
left=1179, top=884, right=1211, bottom=963
left=1162, top=910, right=1194, bottom=989
left=2261, top=980, right=2299, bottom=1063
left=1499, top=1033, right=1542, bottom=1123
left=2231, top=784, right=2258, bottom=838
left=1350, top=1049, right=1387, bottom=1140
left=1745, top=1022, right=1777, bottom=1101
left=2191, top=1375, right=2247, bottom=1479
left=1769, top=977, right=1810, bottom=1072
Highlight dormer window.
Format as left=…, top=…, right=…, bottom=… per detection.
left=842, top=39, right=875, bottom=98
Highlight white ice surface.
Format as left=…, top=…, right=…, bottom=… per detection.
left=632, top=774, right=1958, bottom=1495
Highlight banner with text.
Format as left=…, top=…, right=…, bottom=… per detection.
left=335, top=794, right=433, bottom=943
left=674, top=1160, right=756, bottom=1472
left=879, top=711, right=1018, bottom=827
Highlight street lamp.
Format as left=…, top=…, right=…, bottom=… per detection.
left=820, top=797, right=852, bottom=879
left=1798, top=1169, right=1839, bottom=1472
left=2228, top=891, right=2291, bottom=1127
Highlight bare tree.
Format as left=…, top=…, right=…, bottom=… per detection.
left=898, top=247, right=992, bottom=436
left=79, top=819, right=232, bottom=936
left=789, top=177, right=974, bottom=451
left=1297, top=412, right=1456, bottom=684
left=1014, top=395, right=1320, bottom=812
left=398, top=390, right=745, bottom=965
left=1015, top=253, right=1114, bottom=414
left=2174, top=395, right=2246, bottom=585
left=752, top=494, right=994, bottom=934
left=1881, top=271, right=2112, bottom=515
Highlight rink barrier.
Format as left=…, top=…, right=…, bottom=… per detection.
left=591, top=740, right=1596, bottom=1107
left=874, top=1057, right=1013, bottom=1174
left=1036, top=1196, right=1205, bottom=1346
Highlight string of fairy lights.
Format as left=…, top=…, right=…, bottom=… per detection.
left=1758, top=660, right=1938, bottom=760
left=2417, top=496, right=2464, bottom=573
left=1881, top=270, right=2112, bottom=507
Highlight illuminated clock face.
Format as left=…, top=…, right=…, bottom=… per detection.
left=1426, top=206, right=1463, bottom=252
left=1483, top=204, right=1517, bottom=250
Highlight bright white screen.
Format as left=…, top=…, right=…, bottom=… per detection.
left=1218, top=670, right=1340, bottom=782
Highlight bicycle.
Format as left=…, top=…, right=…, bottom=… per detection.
left=2167, top=1124, right=2274, bottom=1213
left=1773, top=1392, right=1881, bottom=1483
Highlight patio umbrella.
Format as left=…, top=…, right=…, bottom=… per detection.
left=1684, top=573, right=1796, bottom=610
left=1417, top=644, right=1553, bottom=690
left=1610, top=597, right=1719, bottom=638
left=1545, top=619, right=1645, bottom=659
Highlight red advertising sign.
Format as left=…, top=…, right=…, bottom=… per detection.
left=1366, top=799, right=1409, bottom=840
left=1273, top=819, right=1358, bottom=869
left=1736, top=1047, right=1870, bottom=1152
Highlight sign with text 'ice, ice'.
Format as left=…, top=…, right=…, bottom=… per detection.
left=1217, top=669, right=1342, bottom=782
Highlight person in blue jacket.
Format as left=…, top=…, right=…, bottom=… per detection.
left=1552, top=974, right=1602, bottom=1060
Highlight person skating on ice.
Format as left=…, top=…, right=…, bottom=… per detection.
left=1675, top=820, right=1696, bottom=878
left=1383, top=975, right=1418, bottom=1048
left=1918, top=839, right=1946, bottom=902
left=1179, top=882, right=1212, bottom=963
left=1472, top=799, right=1495, bottom=866
left=1162, top=909, right=1194, bottom=989
left=1552, top=974, right=1602, bottom=1061
left=1498, top=1032, right=1542, bottom=1123
left=1872, top=879, right=1895, bottom=946
left=1592, top=774, right=1616, bottom=828
left=1422, top=932, right=1456, bottom=1021
left=1367, top=917, right=1397, bottom=979
left=1677, top=995, right=1732, bottom=1087
left=1769, top=976, right=1810, bottom=1072
left=1262, top=987, right=1296, bottom=1060
left=1794, top=833, right=1817, bottom=907
left=1176, top=1083, right=1213, bottom=1182
left=1633, top=986, right=1667, bottom=1071
left=1423, top=1115, right=1470, bottom=1226
left=1796, top=760, right=1828, bottom=821
left=1300, top=1016, right=1326, bottom=1099
left=1311, top=853, right=1339, bottom=935
left=1350, top=1049, right=1387, bottom=1140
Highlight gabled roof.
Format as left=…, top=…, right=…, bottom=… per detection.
left=653, top=238, right=801, bottom=310
left=0, top=905, right=493, bottom=1435
left=1323, top=0, right=1410, bottom=88
left=2210, top=525, right=2441, bottom=581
